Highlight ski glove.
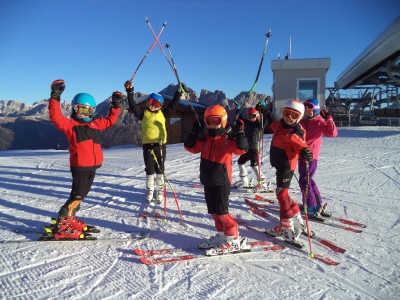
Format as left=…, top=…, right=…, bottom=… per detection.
left=190, top=119, right=205, bottom=135
left=124, top=80, right=134, bottom=93
left=50, top=79, right=65, bottom=101
left=300, top=147, right=313, bottom=161
left=232, top=119, right=244, bottom=133
left=179, top=82, right=188, bottom=94
left=233, top=100, right=241, bottom=110
left=257, top=99, right=267, bottom=109
left=111, top=91, right=123, bottom=108
left=320, top=108, right=332, bottom=119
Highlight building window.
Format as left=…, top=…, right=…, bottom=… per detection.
left=297, top=79, right=319, bottom=101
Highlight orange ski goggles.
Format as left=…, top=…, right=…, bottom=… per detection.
left=282, top=108, right=301, bottom=120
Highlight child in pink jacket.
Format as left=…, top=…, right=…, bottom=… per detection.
left=298, top=99, right=338, bottom=219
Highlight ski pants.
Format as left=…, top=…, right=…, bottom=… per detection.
left=298, top=159, right=321, bottom=208
left=275, top=168, right=300, bottom=219
left=204, top=184, right=238, bottom=236
left=58, top=170, right=96, bottom=217
left=142, top=143, right=166, bottom=175
left=237, top=148, right=259, bottom=167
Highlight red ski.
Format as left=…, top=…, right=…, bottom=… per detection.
left=254, top=194, right=278, bottom=204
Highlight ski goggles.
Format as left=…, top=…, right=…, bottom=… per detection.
left=247, top=112, right=259, bottom=120
left=205, top=116, right=222, bottom=127
left=148, top=98, right=162, bottom=109
left=74, top=104, right=95, bottom=116
left=304, top=102, right=320, bottom=111
left=282, top=108, right=301, bottom=120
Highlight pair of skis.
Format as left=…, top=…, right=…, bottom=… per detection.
left=136, top=240, right=285, bottom=265
left=247, top=197, right=366, bottom=231
left=247, top=205, right=346, bottom=254
left=3, top=227, right=151, bottom=244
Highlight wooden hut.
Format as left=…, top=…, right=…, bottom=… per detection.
left=134, top=94, right=208, bottom=144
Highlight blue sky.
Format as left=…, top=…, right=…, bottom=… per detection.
left=1, top=0, right=399, bottom=106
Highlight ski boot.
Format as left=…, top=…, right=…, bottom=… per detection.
left=235, top=164, right=252, bottom=188
left=299, top=204, right=325, bottom=222
left=44, top=216, right=100, bottom=235
left=316, top=203, right=331, bottom=218
left=205, top=236, right=249, bottom=256
left=293, top=213, right=315, bottom=238
left=155, top=174, right=164, bottom=205
left=45, top=217, right=96, bottom=240
left=198, top=232, right=226, bottom=249
left=264, top=218, right=304, bottom=248
left=53, top=225, right=87, bottom=240
left=146, top=174, right=155, bottom=204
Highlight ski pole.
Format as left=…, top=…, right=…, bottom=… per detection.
left=261, top=112, right=264, bottom=165
left=146, top=17, right=176, bottom=76
left=158, top=141, right=168, bottom=222
left=147, top=18, right=201, bottom=128
left=303, top=161, right=314, bottom=258
left=130, top=22, right=167, bottom=81
left=150, top=149, right=184, bottom=223
left=165, top=42, right=202, bottom=126
left=257, top=123, right=262, bottom=187
left=235, top=29, right=271, bottom=124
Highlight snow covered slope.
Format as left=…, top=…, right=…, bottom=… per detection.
left=0, top=126, right=399, bottom=299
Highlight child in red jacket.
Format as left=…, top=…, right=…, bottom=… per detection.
left=48, top=79, right=122, bottom=239
left=184, top=105, right=248, bottom=255
left=264, top=100, right=313, bottom=247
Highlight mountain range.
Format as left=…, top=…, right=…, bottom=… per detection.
left=0, top=83, right=269, bottom=151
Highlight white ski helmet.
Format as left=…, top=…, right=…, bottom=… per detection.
left=282, top=99, right=305, bottom=123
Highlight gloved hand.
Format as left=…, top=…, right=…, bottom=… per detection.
left=255, top=99, right=267, bottom=112
left=300, top=147, right=313, bottom=161
left=50, top=79, right=65, bottom=101
left=190, top=119, right=205, bottom=135
left=111, top=91, right=123, bottom=108
left=124, top=80, right=134, bottom=93
left=320, top=108, right=331, bottom=119
left=232, top=119, right=244, bottom=133
left=233, top=100, right=241, bottom=110
left=179, top=82, right=188, bottom=94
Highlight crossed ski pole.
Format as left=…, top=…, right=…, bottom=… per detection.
left=146, top=17, right=177, bottom=77
left=149, top=148, right=184, bottom=224
left=130, top=21, right=167, bottom=81
left=146, top=18, right=202, bottom=127
left=234, top=29, right=272, bottom=124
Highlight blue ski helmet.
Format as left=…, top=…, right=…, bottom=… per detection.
left=147, top=93, right=164, bottom=110
left=71, top=93, right=96, bottom=122
left=303, top=99, right=320, bottom=115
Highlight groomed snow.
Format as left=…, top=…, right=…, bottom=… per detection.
left=0, top=126, right=399, bottom=299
